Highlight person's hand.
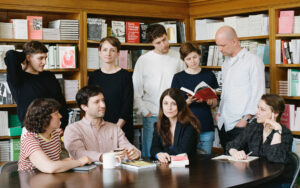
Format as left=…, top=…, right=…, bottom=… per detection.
left=145, top=113, right=152, bottom=118
left=230, top=149, right=247, bottom=160
left=206, top=98, right=217, bottom=108
left=78, top=156, right=92, bottom=166
left=216, top=113, right=220, bottom=124
left=264, top=113, right=282, bottom=131
left=186, top=94, right=197, bottom=105
left=157, top=152, right=171, bottom=163
left=235, top=119, right=248, bottom=128
left=114, top=149, right=127, bottom=161
left=57, top=128, right=64, bottom=137
left=126, top=148, right=140, bottom=160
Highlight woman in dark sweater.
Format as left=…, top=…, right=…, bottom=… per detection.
left=171, top=42, right=218, bottom=154
left=150, top=88, right=200, bottom=163
left=88, top=37, right=133, bottom=142
left=226, top=94, right=293, bottom=186
left=4, top=41, right=68, bottom=130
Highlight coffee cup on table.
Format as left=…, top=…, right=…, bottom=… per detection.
left=103, top=152, right=121, bottom=169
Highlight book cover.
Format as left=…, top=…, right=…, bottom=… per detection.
left=170, top=153, right=189, bottom=167
left=212, top=155, right=259, bottom=162
left=278, top=10, right=294, bottom=34
left=118, top=50, right=128, bottom=69
left=121, top=160, right=156, bottom=170
left=280, top=104, right=295, bottom=130
left=140, top=23, right=148, bottom=43
left=58, top=46, right=76, bottom=68
left=72, top=164, right=96, bottom=171
left=111, top=21, right=125, bottom=42
left=87, top=18, right=102, bottom=41
left=126, top=22, right=140, bottom=43
left=27, top=16, right=43, bottom=40
left=290, top=69, right=300, bottom=96
left=180, top=81, right=217, bottom=101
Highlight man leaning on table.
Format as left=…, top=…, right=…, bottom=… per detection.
left=215, top=26, right=265, bottom=149
left=64, top=85, right=141, bottom=162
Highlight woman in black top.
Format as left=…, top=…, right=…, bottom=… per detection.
left=150, top=88, right=200, bottom=163
left=5, top=41, right=68, bottom=129
left=226, top=94, right=293, bottom=186
left=88, top=37, right=133, bottom=142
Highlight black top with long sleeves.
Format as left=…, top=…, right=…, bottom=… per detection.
left=88, top=69, right=134, bottom=142
left=150, top=122, right=198, bottom=158
left=5, top=50, right=69, bottom=129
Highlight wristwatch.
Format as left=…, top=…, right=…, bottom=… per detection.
left=274, top=129, right=282, bottom=135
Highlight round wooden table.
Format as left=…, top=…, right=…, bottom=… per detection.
left=0, top=155, right=284, bottom=188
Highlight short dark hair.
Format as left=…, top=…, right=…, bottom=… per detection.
left=76, top=85, right=103, bottom=110
left=23, top=40, right=48, bottom=55
left=23, top=98, right=61, bottom=133
left=146, top=24, right=167, bottom=43
left=99, top=36, right=121, bottom=52
left=180, top=42, right=201, bottom=61
left=261, top=94, right=285, bottom=122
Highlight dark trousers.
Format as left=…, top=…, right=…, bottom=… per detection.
left=218, top=125, right=245, bottom=149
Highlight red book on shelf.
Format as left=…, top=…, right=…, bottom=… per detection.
left=118, top=50, right=128, bottom=69
left=278, top=10, right=294, bottom=34
left=126, top=22, right=140, bottom=43
left=281, top=40, right=289, bottom=64
left=180, top=81, right=217, bottom=101
left=27, top=16, right=43, bottom=40
left=58, top=46, right=76, bottom=68
left=280, top=104, right=295, bottom=130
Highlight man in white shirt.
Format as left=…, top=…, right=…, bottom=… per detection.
left=132, top=24, right=184, bottom=157
left=215, top=26, right=265, bottom=148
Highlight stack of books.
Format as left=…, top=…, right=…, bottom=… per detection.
left=10, top=19, right=28, bottom=39
left=49, top=19, right=79, bottom=40
left=0, top=22, right=13, bottom=39
left=64, top=80, right=79, bottom=101
left=0, top=140, right=10, bottom=161
left=43, top=28, right=60, bottom=40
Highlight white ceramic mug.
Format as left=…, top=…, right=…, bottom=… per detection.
left=103, top=153, right=121, bottom=169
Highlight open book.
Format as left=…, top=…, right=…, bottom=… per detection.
left=121, top=160, right=157, bottom=170
left=169, top=153, right=189, bottom=167
left=180, top=81, right=217, bottom=101
left=212, top=155, right=259, bottom=162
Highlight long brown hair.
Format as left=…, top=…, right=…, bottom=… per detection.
left=261, top=94, right=285, bottom=122
left=157, top=88, right=200, bottom=146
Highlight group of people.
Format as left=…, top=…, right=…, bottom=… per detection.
left=4, top=22, right=294, bottom=186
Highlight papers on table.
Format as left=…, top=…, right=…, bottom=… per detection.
left=212, top=155, right=259, bottom=162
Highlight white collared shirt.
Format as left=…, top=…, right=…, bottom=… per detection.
left=132, top=49, right=184, bottom=116
left=218, top=48, right=265, bottom=131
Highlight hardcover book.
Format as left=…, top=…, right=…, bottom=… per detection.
left=180, top=81, right=217, bottom=101
left=27, top=16, right=43, bottom=40
left=126, top=22, right=140, bottom=43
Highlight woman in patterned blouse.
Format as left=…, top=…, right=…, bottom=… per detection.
left=18, top=98, right=92, bottom=173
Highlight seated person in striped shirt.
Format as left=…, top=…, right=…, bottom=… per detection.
left=18, top=98, right=91, bottom=173
left=64, top=85, right=141, bottom=162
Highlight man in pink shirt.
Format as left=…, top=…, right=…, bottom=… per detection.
left=64, top=85, right=141, bottom=162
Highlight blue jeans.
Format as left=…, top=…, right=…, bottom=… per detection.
left=142, top=116, right=158, bottom=158
left=197, top=131, right=215, bottom=154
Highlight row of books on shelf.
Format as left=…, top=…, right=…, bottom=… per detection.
left=0, top=113, right=21, bottom=137
left=281, top=104, right=300, bottom=131
left=0, top=138, right=20, bottom=161
left=276, top=39, right=300, bottom=64
left=195, top=14, right=269, bottom=40
left=0, top=74, right=15, bottom=105
left=278, top=69, right=300, bottom=97
left=0, top=44, right=77, bottom=70
left=88, top=18, right=186, bottom=43
left=278, top=10, right=300, bottom=34
left=0, top=17, right=79, bottom=40
left=87, top=48, right=148, bottom=70
left=55, top=74, right=79, bottom=101
left=199, top=41, right=269, bottom=66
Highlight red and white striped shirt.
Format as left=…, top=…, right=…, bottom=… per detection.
left=18, top=130, right=61, bottom=171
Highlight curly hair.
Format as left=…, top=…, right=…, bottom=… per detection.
left=23, top=98, right=61, bottom=133
left=23, top=40, right=48, bottom=55
left=157, top=88, right=201, bottom=146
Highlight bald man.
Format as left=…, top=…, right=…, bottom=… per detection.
left=215, top=26, right=265, bottom=149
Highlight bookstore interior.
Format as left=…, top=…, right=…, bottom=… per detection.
left=0, top=0, right=299, bottom=170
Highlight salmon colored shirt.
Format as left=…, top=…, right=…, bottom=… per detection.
left=64, top=118, right=140, bottom=161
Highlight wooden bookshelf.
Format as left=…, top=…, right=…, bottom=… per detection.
left=292, top=131, right=300, bottom=136
left=276, top=64, right=300, bottom=68
left=193, top=35, right=269, bottom=44
left=0, top=136, right=20, bottom=140
left=200, top=66, right=221, bottom=69
left=0, top=39, right=79, bottom=44
left=276, top=33, right=300, bottom=38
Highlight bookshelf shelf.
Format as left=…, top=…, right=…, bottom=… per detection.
left=292, top=131, right=300, bottom=136
left=0, top=39, right=79, bottom=44
left=276, top=64, right=300, bottom=68
left=87, top=40, right=182, bottom=47
left=276, top=33, right=300, bottom=38
left=0, top=136, right=20, bottom=140
left=66, top=101, right=76, bottom=105
left=200, top=66, right=221, bottom=69
left=282, top=96, right=300, bottom=100
left=0, top=104, right=16, bottom=108
left=193, top=35, right=269, bottom=44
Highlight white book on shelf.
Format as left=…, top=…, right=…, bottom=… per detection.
left=207, top=45, right=215, bottom=66
left=295, top=108, right=300, bottom=131
left=236, top=17, right=249, bottom=37
left=224, top=16, right=242, bottom=31
left=87, top=48, right=100, bottom=69
left=275, top=40, right=281, bottom=64
left=294, top=16, right=300, bottom=33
